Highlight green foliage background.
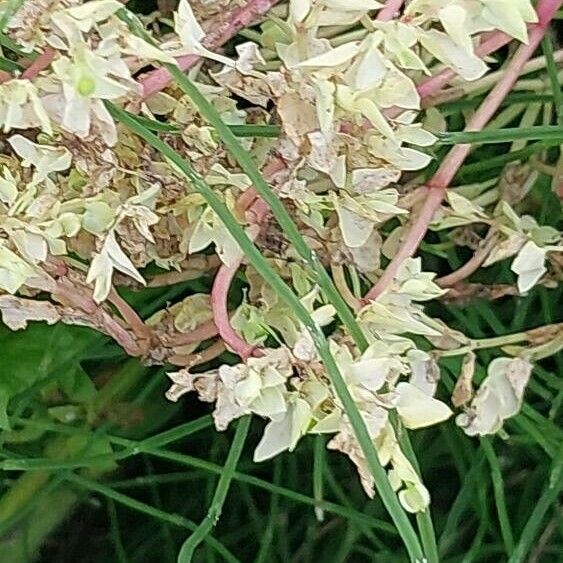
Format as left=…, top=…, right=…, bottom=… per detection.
left=0, top=2, right=562, bottom=562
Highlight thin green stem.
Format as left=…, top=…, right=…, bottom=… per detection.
left=397, top=426, right=439, bottom=563
left=313, top=435, right=326, bottom=522
left=66, top=474, right=241, bottom=563
left=108, top=499, right=130, bottom=563
left=541, top=33, right=563, bottom=125
left=107, top=103, right=423, bottom=560
left=437, top=126, right=563, bottom=145
left=508, top=463, right=563, bottom=563
left=481, top=439, right=515, bottom=556
left=10, top=416, right=396, bottom=533
left=177, top=416, right=251, bottom=563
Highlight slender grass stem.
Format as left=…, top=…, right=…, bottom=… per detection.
left=106, top=103, right=423, bottom=560
left=66, top=474, right=241, bottom=563
left=177, top=416, right=251, bottom=563
left=481, top=439, right=515, bottom=556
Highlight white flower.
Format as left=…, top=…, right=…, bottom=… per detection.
left=44, top=42, right=137, bottom=144
left=189, top=204, right=242, bottom=267
left=86, top=230, right=145, bottom=303
left=0, top=79, right=51, bottom=134
left=0, top=167, right=19, bottom=206
left=253, top=397, right=311, bottom=461
left=511, top=240, right=547, bottom=293
left=456, top=357, right=532, bottom=436
left=334, top=189, right=406, bottom=248
left=395, top=382, right=452, bottom=429
left=52, top=0, right=123, bottom=41
left=163, top=0, right=232, bottom=66
left=419, top=29, right=487, bottom=81
left=0, top=243, right=37, bottom=294
left=8, top=135, right=72, bottom=182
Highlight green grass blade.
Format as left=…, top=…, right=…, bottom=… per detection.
left=66, top=474, right=241, bottom=563
left=482, top=439, right=515, bottom=556
left=397, top=425, right=439, bottom=563
left=106, top=102, right=423, bottom=560
left=108, top=499, right=130, bottom=563
left=0, top=31, right=32, bottom=58
left=0, top=0, right=24, bottom=32
left=0, top=56, right=22, bottom=72
left=121, top=112, right=279, bottom=138
left=507, top=466, right=562, bottom=563
left=541, top=33, right=563, bottom=125
left=227, top=124, right=280, bottom=138
left=178, top=416, right=250, bottom=562
left=254, top=459, right=282, bottom=563
left=313, top=435, right=325, bottom=522
left=458, top=141, right=560, bottom=179
left=437, top=126, right=563, bottom=145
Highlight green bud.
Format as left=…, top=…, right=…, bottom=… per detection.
left=77, top=75, right=95, bottom=97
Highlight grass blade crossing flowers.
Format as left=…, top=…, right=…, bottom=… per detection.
left=107, top=102, right=425, bottom=561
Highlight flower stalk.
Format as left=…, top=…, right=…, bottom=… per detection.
left=363, top=0, right=562, bottom=303
left=140, top=0, right=281, bottom=99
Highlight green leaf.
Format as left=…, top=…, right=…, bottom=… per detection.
left=0, top=56, right=22, bottom=72
left=437, top=126, right=563, bottom=145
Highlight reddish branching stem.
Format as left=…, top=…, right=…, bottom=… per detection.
left=211, top=197, right=269, bottom=360
left=169, top=319, right=219, bottom=346
left=363, top=0, right=561, bottom=304
left=168, top=339, right=226, bottom=368
left=377, top=0, right=405, bottom=22
left=209, top=156, right=285, bottom=360
left=108, top=286, right=152, bottom=342
left=140, top=0, right=281, bottom=99
left=436, top=233, right=499, bottom=288
left=21, top=47, right=56, bottom=80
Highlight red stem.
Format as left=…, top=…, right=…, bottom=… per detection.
left=168, top=339, right=226, bottom=368
left=21, top=47, right=56, bottom=80
left=377, top=0, right=405, bottom=22
left=211, top=197, right=269, bottom=360
left=169, top=319, right=219, bottom=346
left=363, top=0, right=561, bottom=303
left=436, top=233, right=499, bottom=288
left=108, top=286, right=152, bottom=341
left=141, top=0, right=281, bottom=99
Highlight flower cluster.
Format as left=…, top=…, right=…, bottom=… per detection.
left=0, top=0, right=559, bottom=513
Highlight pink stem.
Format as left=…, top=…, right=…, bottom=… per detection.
left=99, top=310, right=143, bottom=356
left=436, top=234, right=499, bottom=288
left=169, top=339, right=226, bottom=367
left=21, top=47, right=56, bottom=80
left=53, top=279, right=98, bottom=314
left=235, top=187, right=258, bottom=216
left=141, top=0, right=281, bottom=99
left=363, top=0, right=561, bottom=303
left=377, top=0, right=405, bottom=22
left=169, top=319, right=219, bottom=346
left=211, top=197, right=269, bottom=360
left=108, top=286, right=152, bottom=341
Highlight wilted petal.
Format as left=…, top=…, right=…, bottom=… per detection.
left=395, top=382, right=452, bottom=429
left=253, top=399, right=311, bottom=461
